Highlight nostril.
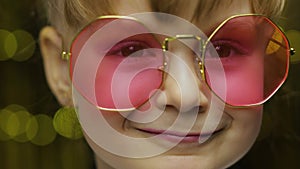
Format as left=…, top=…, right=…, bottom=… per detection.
left=146, top=89, right=168, bottom=111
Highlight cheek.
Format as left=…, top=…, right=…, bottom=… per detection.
left=206, top=52, right=264, bottom=106
left=100, top=111, right=127, bottom=132
left=228, top=106, right=263, bottom=146
left=219, top=107, right=263, bottom=167
left=240, top=109, right=262, bottom=138
left=226, top=55, right=264, bottom=104
left=73, top=87, right=128, bottom=143
left=95, top=56, right=163, bottom=110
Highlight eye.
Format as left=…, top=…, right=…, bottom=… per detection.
left=214, top=43, right=232, bottom=58
left=108, top=41, right=150, bottom=57
left=121, top=42, right=147, bottom=57
left=212, top=40, right=249, bottom=58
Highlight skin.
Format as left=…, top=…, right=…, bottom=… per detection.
left=40, top=0, right=263, bottom=169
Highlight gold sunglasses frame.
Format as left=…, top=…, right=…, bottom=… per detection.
left=62, top=13, right=295, bottom=111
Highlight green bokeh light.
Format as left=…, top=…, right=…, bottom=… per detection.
left=53, top=107, right=83, bottom=140
left=0, top=105, right=32, bottom=142
left=0, top=109, right=13, bottom=140
left=4, top=32, right=17, bottom=59
left=12, top=30, right=36, bottom=62
left=29, top=114, right=57, bottom=146
left=0, top=104, right=82, bottom=143
left=0, top=29, right=17, bottom=61
left=26, top=115, right=38, bottom=141
left=5, top=112, right=20, bottom=137
left=13, top=110, right=32, bottom=143
left=5, top=104, right=27, bottom=112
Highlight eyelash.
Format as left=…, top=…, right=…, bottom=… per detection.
left=211, top=39, right=249, bottom=58
left=106, top=38, right=250, bottom=60
left=107, top=40, right=150, bottom=57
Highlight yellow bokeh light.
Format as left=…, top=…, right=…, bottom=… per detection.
left=2, top=111, right=19, bottom=137
left=0, top=109, right=13, bottom=140
left=0, top=29, right=17, bottom=61
left=29, top=114, right=57, bottom=146
left=5, top=32, right=17, bottom=59
left=0, top=105, right=32, bottom=142
left=12, top=30, right=36, bottom=62
left=13, top=110, right=32, bottom=143
left=5, top=104, right=27, bottom=112
left=26, top=115, right=38, bottom=140
left=53, top=107, right=83, bottom=140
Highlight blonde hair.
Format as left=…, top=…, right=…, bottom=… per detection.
left=45, top=0, right=286, bottom=32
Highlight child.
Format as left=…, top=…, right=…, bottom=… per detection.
left=39, top=0, right=295, bottom=168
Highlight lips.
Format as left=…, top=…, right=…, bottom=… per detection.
left=136, top=128, right=223, bottom=143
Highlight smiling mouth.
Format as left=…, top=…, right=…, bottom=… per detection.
left=136, top=128, right=224, bottom=144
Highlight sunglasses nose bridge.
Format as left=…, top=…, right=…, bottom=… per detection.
left=162, top=34, right=205, bottom=78
left=162, top=35, right=202, bottom=50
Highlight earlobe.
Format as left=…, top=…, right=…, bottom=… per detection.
left=39, top=26, right=73, bottom=106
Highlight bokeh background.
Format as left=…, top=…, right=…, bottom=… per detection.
left=0, top=0, right=299, bottom=169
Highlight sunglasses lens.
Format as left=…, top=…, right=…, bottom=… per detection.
left=70, top=18, right=164, bottom=110
left=205, top=15, right=289, bottom=106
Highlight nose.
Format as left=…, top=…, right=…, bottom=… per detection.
left=154, top=41, right=209, bottom=113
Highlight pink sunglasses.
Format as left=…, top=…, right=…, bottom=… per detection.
left=62, top=14, right=295, bottom=111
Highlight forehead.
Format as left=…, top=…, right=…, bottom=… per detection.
left=63, top=0, right=252, bottom=47
left=113, top=0, right=251, bottom=32
left=70, top=0, right=252, bottom=32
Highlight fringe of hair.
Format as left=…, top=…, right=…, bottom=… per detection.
left=44, top=0, right=286, bottom=31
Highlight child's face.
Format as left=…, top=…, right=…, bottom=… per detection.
left=70, top=1, right=263, bottom=169
left=43, top=0, right=268, bottom=169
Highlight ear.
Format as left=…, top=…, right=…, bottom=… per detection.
left=39, top=26, right=73, bottom=106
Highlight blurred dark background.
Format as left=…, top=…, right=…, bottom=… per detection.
left=0, top=0, right=299, bottom=169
